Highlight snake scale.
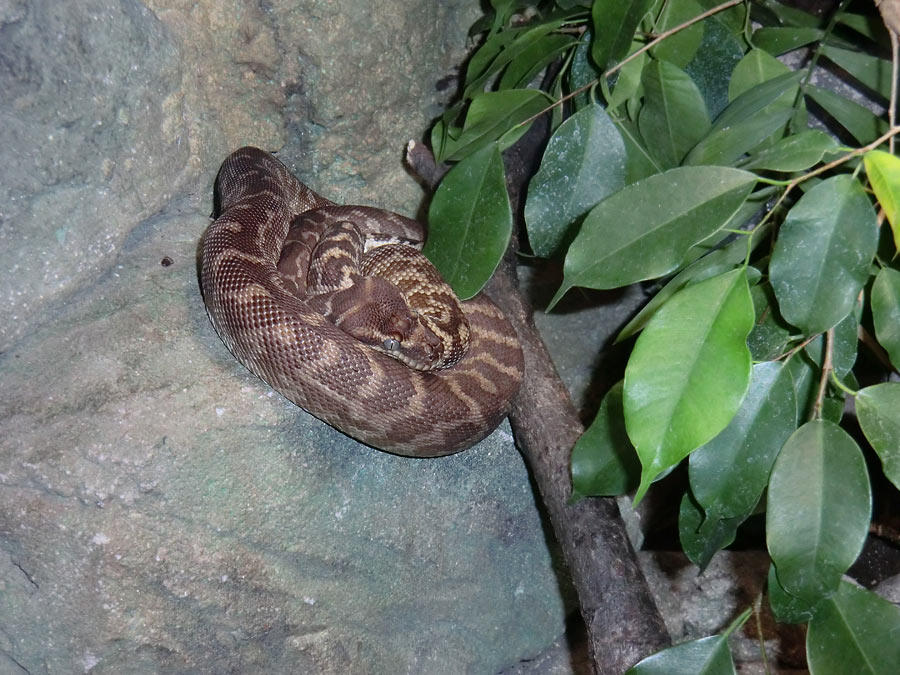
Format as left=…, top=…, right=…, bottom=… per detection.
left=200, top=147, right=523, bottom=457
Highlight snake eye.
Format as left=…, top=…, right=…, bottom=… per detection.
left=383, top=337, right=401, bottom=352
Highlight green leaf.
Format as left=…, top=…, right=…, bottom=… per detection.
left=627, top=634, right=735, bottom=675
left=525, top=104, right=627, bottom=257
left=767, top=564, right=814, bottom=625
left=624, top=269, right=754, bottom=504
left=682, top=17, right=745, bottom=119
left=548, top=55, right=566, bottom=130
left=425, top=144, right=511, bottom=299
left=430, top=101, right=464, bottom=162
left=605, top=48, right=646, bottom=112
left=626, top=78, right=643, bottom=122
left=626, top=608, right=750, bottom=674
left=498, top=33, right=575, bottom=90
left=570, top=381, right=641, bottom=499
left=755, top=0, right=823, bottom=27
left=616, top=225, right=763, bottom=343
left=806, top=85, right=887, bottom=145
left=689, top=361, right=797, bottom=521
left=807, top=581, right=900, bottom=675
left=753, top=27, right=824, bottom=55
left=769, top=175, right=878, bottom=335
left=878, top=214, right=899, bottom=265
left=681, top=190, right=771, bottom=264
left=615, top=118, right=663, bottom=183
left=549, top=166, right=756, bottom=306
left=439, top=90, right=551, bottom=163
left=727, top=49, right=791, bottom=101
left=569, top=29, right=601, bottom=110
left=820, top=44, right=892, bottom=100
left=463, top=27, right=518, bottom=95
left=679, top=490, right=741, bottom=571
left=837, top=11, right=888, bottom=42
left=787, top=352, right=849, bottom=424
left=864, top=150, right=900, bottom=252
left=856, top=382, right=900, bottom=492
left=696, top=0, right=747, bottom=34
left=747, top=282, right=793, bottom=361
left=871, top=266, right=900, bottom=370
left=743, top=130, right=838, bottom=172
left=638, top=59, right=710, bottom=168
left=766, top=420, right=872, bottom=605
left=685, top=71, right=801, bottom=166
left=591, top=0, right=655, bottom=71
left=786, top=353, right=817, bottom=420
left=803, top=312, right=859, bottom=379
left=463, top=19, right=565, bottom=99
left=823, top=371, right=853, bottom=422
left=488, top=0, right=514, bottom=16
left=651, top=0, right=705, bottom=68
left=684, top=107, right=793, bottom=167
left=710, top=71, right=802, bottom=130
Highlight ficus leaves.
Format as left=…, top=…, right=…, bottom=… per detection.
left=624, top=268, right=754, bottom=505
left=425, top=0, right=900, bottom=671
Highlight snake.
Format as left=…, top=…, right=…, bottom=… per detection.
left=200, top=147, right=523, bottom=457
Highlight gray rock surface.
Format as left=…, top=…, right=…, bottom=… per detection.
left=0, top=1, right=577, bottom=673
left=0, top=0, right=191, bottom=350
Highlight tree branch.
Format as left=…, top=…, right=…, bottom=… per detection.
left=407, top=136, right=670, bottom=673
left=490, top=262, right=671, bottom=673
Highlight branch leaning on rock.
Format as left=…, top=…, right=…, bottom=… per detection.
left=406, top=140, right=671, bottom=674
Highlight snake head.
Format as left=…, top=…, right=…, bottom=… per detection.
left=379, top=315, right=446, bottom=371
left=373, top=301, right=447, bottom=371
left=322, top=276, right=449, bottom=370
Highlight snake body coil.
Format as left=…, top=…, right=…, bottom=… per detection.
left=200, top=147, right=523, bottom=457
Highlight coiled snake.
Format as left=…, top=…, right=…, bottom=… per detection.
left=200, top=147, right=523, bottom=457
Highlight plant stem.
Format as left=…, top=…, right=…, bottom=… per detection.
left=753, top=593, right=771, bottom=674
left=811, top=327, right=835, bottom=420
left=830, top=370, right=858, bottom=396
left=759, top=125, right=900, bottom=189
left=871, top=520, right=900, bottom=546
left=777, top=332, right=820, bottom=364
left=876, top=1, right=900, bottom=151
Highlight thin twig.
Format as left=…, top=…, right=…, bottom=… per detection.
left=811, top=328, right=835, bottom=420
left=870, top=520, right=900, bottom=545
left=775, top=333, right=820, bottom=363
left=756, top=125, right=900, bottom=230
left=753, top=593, right=771, bottom=675
left=876, top=1, right=900, bottom=153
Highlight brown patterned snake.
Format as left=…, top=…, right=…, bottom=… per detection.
left=200, top=147, right=523, bottom=457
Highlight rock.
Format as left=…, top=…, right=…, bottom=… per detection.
left=0, top=1, right=576, bottom=672
left=0, top=0, right=192, bottom=349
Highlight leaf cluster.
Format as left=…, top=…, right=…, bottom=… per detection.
left=424, top=0, right=900, bottom=670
